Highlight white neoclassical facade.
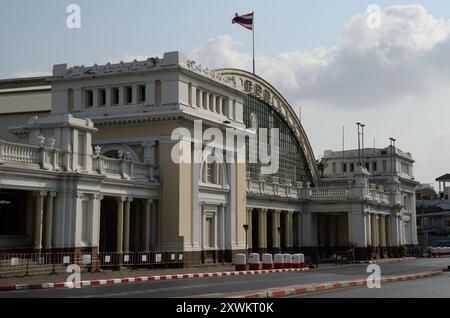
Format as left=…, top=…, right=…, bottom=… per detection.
left=0, top=51, right=418, bottom=265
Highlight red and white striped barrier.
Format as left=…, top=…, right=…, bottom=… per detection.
left=0, top=267, right=310, bottom=292
left=235, top=254, right=247, bottom=271
left=283, top=254, right=292, bottom=269
left=262, top=254, right=273, bottom=270
left=274, top=254, right=284, bottom=269
left=230, top=271, right=442, bottom=298
left=248, top=253, right=262, bottom=270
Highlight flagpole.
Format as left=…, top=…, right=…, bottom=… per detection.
left=252, top=12, right=255, bottom=74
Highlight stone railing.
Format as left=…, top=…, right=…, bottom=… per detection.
left=364, top=188, right=390, bottom=205
left=0, top=139, right=64, bottom=171
left=246, top=178, right=303, bottom=200
left=246, top=176, right=400, bottom=207
left=310, top=187, right=349, bottom=201
left=92, top=155, right=158, bottom=181
left=0, top=139, right=158, bottom=182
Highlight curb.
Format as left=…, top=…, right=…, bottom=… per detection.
left=359, top=257, right=416, bottom=264
left=0, top=267, right=309, bottom=292
left=230, top=271, right=442, bottom=298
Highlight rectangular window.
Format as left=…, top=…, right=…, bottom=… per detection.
left=155, top=80, right=161, bottom=106
left=350, top=163, right=355, bottom=172
left=196, top=89, right=201, bottom=107
left=202, top=91, right=207, bottom=109
left=111, top=88, right=120, bottom=105
left=365, top=162, right=370, bottom=171
left=205, top=216, right=215, bottom=248
left=78, top=132, right=85, bottom=170
left=342, top=163, right=347, bottom=173
left=98, top=89, right=106, bottom=106
left=124, top=86, right=133, bottom=104
left=188, top=83, right=192, bottom=106
left=372, top=162, right=378, bottom=172
left=383, top=160, right=387, bottom=172
left=68, top=89, right=74, bottom=113
left=85, top=90, right=93, bottom=108
left=332, top=162, right=336, bottom=176
left=138, top=85, right=146, bottom=103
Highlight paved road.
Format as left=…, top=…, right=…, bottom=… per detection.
left=0, top=258, right=448, bottom=298
left=298, top=273, right=450, bottom=298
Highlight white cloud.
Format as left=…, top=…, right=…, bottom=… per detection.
left=191, top=4, right=450, bottom=185
left=192, top=5, right=450, bottom=109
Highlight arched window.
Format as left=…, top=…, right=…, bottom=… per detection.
left=201, top=152, right=227, bottom=186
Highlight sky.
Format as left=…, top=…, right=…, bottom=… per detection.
left=1, top=0, right=450, bottom=188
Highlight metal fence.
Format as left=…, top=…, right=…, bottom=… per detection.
left=0, top=251, right=184, bottom=278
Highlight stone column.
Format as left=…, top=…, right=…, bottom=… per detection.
left=285, top=211, right=294, bottom=248
left=366, top=213, right=372, bottom=246
left=123, top=198, right=132, bottom=253
left=44, top=192, right=57, bottom=250
left=92, top=194, right=103, bottom=248
left=144, top=199, right=152, bottom=251
left=219, top=204, right=226, bottom=251
left=370, top=214, right=377, bottom=246
left=246, top=208, right=253, bottom=250
left=379, top=215, right=387, bottom=246
left=116, top=196, right=125, bottom=253
left=34, top=191, right=47, bottom=250
left=272, top=210, right=280, bottom=250
left=258, top=209, right=267, bottom=249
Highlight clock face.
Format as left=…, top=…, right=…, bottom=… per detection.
left=250, top=113, right=258, bottom=130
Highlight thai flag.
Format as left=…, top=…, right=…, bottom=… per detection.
left=232, top=12, right=254, bottom=31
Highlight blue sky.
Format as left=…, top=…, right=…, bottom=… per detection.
left=1, top=0, right=450, bottom=77
left=1, top=1, right=450, bottom=186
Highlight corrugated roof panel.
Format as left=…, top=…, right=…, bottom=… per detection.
left=0, top=91, right=51, bottom=114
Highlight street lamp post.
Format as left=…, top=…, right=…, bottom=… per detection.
left=356, top=123, right=361, bottom=166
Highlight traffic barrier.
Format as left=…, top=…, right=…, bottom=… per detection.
left=262, top=254, right=273, bottom=270
left=235, top=254, right=247, bottom=271
left=291, top=254, right=301, bottom=268
left=248, top=253, right=261, bottom=270
left=431, top=247, right=450, bottom=257
left=274, top=254, right=284, bottom=269
left=299, top=253, right=305, bottom=268
left=283, top=254, right=292, bottom=269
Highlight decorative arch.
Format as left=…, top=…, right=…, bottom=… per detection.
left=100, top=144, right=140, bottom=162
left=216, top=68, right=321, bottom=186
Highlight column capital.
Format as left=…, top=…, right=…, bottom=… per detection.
left=126, top=197, right=134, bottom=203
left=49, top=191, right=58, bottom=198
left=116, top=196, right=127, bottom=203
left=39, top=191, right=48, bottom=197
left=93, top=193, right=104, bottom=201
left=145, top=199, right=153, bottom=205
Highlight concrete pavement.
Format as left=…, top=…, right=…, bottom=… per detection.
left=0, top=258, right=448, bottom=298
left=299, top=273, right=450, bottom=298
